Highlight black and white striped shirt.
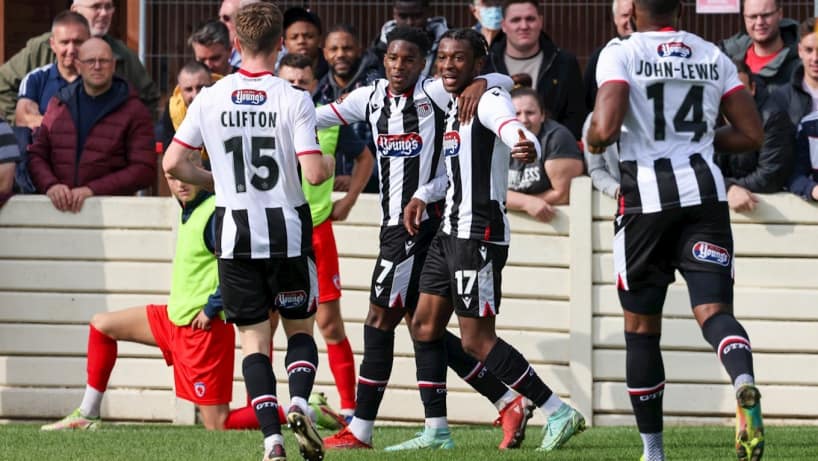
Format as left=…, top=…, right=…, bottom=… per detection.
left=316, top=74, right=513, bottom=227
left=434, top=87, right=540, bottom=245
left=174, top=69, right=321, bottom=259
left=596, top=30, right=743, bottom=215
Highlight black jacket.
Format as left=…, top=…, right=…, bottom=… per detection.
left=483, top=32, right=586, bottom=139
left=714, top=83, right=794, bottom=193
left=771, top=64, right=813, bottom=128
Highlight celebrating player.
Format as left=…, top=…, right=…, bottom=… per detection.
left=315, top=26, right=535, bottom=450
left=587, top=1, right=765, bottom=460
left=391, top=27, right=586, bottom=452
left=163, top=3, right=334, bottom=461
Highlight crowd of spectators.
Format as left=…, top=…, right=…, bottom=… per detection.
left=0, top=0, right=815, bottom=215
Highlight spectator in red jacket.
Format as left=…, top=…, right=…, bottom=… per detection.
left=27, top=38, right=156, bottom=213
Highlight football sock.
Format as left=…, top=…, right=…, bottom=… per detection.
left=348, top=417, right=375, bottom=444
left=327, top=337, right=356, bottom=411
left=483, top=338, right=553, bottom=407
left=494, top=389, right=519, bottom=412
left=243, top=353, right=280, bottom=437
left=541, top=393, right=564, bottom=416
left=225, top=406, right=259, bottom=429
left=285, top=333, right=318, bottom=401
left=224, top=405, right=286, bottom=429
left=425, top=416, right=449, bottom=430
left=701, top=312, right=755, bottom=385
left=355, top=325, right=394, bottom=421
left=625, top=332, right=665, bottom=434
left=443, top=330, right=509, bottom=404
left=263, top=433, right=285, bottom=453
left=640, top=432, right=665, bottom=461
left=86, top=324, right=117, bottom=393
left=414, top=338, right=448, bottom=419
left=79, top=385, right=103, bottom=419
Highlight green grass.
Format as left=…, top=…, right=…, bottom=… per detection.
left=2, top=423, right=816, bottom=460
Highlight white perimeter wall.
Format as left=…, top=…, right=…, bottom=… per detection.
left=1, top=177, right=816, bottom=426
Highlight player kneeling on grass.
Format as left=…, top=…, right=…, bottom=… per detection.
left=42, top=157, right=235, bottom=431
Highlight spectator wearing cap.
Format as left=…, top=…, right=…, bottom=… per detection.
left=370, top=0, right=449, bottom=77
left=283, top=7, right=329, bottom=81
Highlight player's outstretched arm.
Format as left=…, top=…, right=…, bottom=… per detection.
left=163, top=141, right=214, bottom=190
left=716, top=89, right=763, bottom=153
left=587, top=81, right=629, bottom=153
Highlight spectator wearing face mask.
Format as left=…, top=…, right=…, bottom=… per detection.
left=470, top=0, right=504, bottom=46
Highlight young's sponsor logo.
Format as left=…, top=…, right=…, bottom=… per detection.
left=443, top=131, right=460, bottom=156
left=376, top=133, right=423, bottom=157
left=657, top=41, right=692, bottom=58
left=692, top=241, right=730, bottom=266
left=275, top=290, right=307, bottom=308
left=232, top=89, right=267, bottom=105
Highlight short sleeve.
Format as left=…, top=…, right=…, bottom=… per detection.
left=719, top=52, right=744, bottom=99
left=317, top=84, right=372, bottom=128
left=422, top=78, right=451, bottom=110
left=292, top=90, right=323, bottom=156
left=18, top=68, right=43, bottom=100
left=545, top=122, right=583, bottom=161
left=172, top=87, right=205, bottom=149
left=596, top=39, right=630, bottom=88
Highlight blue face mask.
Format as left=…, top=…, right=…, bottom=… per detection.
left=479, top=6, right=503, bottom=31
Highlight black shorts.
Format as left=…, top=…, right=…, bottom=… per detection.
left=419, top=232, right=508, bottom=318
left=370, top=219, right=439, bottom=311
left=613, top=202, right=734, bottom=314
left=219, top=256, right=318, bottom=326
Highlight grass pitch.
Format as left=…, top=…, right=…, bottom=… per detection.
left=2, top=423, right=817, bottom=460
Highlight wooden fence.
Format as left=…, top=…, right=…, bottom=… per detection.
left=0, top=177, right=816, bottom=426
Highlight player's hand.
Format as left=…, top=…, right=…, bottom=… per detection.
left=523, top=196, right=555, bottom=223
left=68, top=187, right=93, bottom=213
left=191, top=310, right=212, bottom=330
left=46, top=184, right=72, bottom=212
left=511, top=129, right=537, bottom=163
left=457, top=78, right=488, bottom=124
left=727, top=185, right=758, bottom=213
left=333, top=175, right=351, bottom=192
left=331, top=195, right=355, bottom=221
left=586, top=142, right=607, bottom=154
left=403, top=197, right=427, bottom=236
